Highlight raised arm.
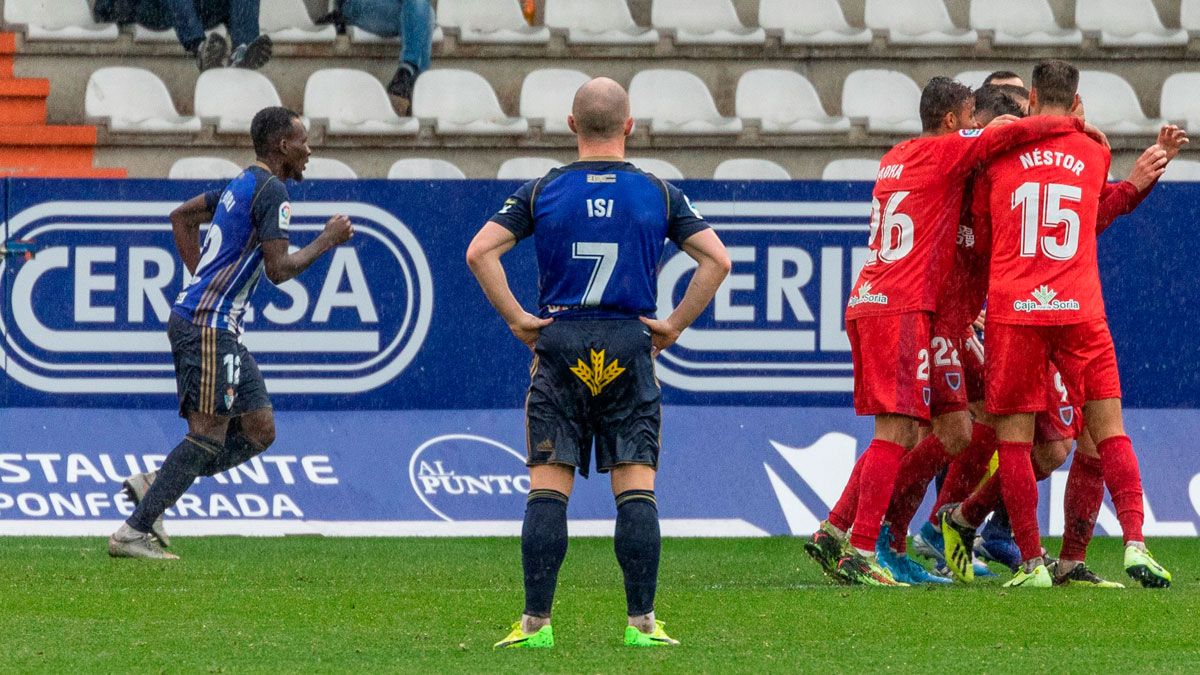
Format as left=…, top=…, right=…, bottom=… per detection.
left=952, top=114, right=1086, bottom=178
left=640, top=229, right=731, bottom=355
left=466, top=221, right=551, bottom=350
left=262, top=214, right=352, bottom=284
left=170, top=193, right=216, bottom=275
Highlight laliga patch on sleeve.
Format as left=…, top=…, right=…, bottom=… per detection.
left=958, top=129, right=984, bottom=138
left=684, top=194, right=702, bottom=219
left=278, top=202, right=291, bottom=231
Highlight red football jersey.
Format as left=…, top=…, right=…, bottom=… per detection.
left=846, top=116, right=1083, bottom=321
left=933, top=174, right=991, bottom=334
left=985, top=127, right=1111, bottom=325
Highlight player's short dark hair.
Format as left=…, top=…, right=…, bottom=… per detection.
left=974, top=85, right=1026, bottom=122
left=984, top=70, right=1022, bottom=86
left=1031, top=60, right=1079, bottom=109
left=251, top=106, right=302, bottom=157
left=919, top=76, right=973, bottom=132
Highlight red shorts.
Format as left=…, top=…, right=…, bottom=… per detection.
left=929, top=330, right=985, bottom=417
left=985, top=320, right=1122, bottom=415
left=848, top=311, right=932, bottom=421
left=1033, top=364, right=1084, bottom=443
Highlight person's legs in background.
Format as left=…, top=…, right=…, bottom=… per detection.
left=225, top=0, right=272, bottom=69
left=163, top=0, right=227, bottom=70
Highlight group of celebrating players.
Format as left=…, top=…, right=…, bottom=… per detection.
left=803, top=60, right=1186, bottom=589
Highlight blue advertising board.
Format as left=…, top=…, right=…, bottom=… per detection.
left=1, top=178, right=1198, bottom=536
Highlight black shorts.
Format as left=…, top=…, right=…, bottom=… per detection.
left=525, top=319, right=661, bottom=478
left=168, top=312, right=271, bottom=419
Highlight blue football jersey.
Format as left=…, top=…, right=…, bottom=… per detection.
left=490, top=161, right=708, bottom=319
left=173, top=166, right=290, bottom=334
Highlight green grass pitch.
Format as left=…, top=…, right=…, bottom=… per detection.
left=3, top=536, right=1199, bottom=672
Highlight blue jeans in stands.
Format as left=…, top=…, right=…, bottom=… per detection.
left=165, top=0, right=260, bottom=51
left=341, top=0, right=434, bottom=73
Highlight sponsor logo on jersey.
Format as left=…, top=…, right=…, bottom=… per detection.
left=587, top=174, right=617, bottom=183
left=1013, top=285, right=1080, bottom=313
left=846, top=281, right=889, bottom=307
left=409, top=434, right=530, bottom=521
left=0, top=200, right=432, bottom=395
left=570, top=348, right=625, bottom=396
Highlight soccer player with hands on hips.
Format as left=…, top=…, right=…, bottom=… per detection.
left=108, top=107, right=354, bottom=560
left=467, top=77, right=730, bottom=648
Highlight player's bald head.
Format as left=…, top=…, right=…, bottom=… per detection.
left=570, top=77, right=630, bottom=141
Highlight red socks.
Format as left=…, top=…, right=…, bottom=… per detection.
left=828, top=451, right=866, bottom=532
left=848, top=439, right=906, bottom=552
left=1060, top=452, right=1105, bottom=560
left=884, top=434, right=952, bottom=552
left=996, top=441, right=1042, bottom=562
left=960, top=473, right=1001, bottom=526
left=1096, top=435, right=1144, bottom=544
left=929, top=422, right=997, bottom=524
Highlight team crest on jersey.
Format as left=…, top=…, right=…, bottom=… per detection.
left=224, top=386, right=236, bottom=410
left=1014, top=285, right=1081, bottom=313
left=945, top=372, right=962, bottom=391
left=570, top=349, right=626, bottom=396
left=278, top=202, right=291, bottom=231
left=847, top=281, right=889, bottom=307
left=958, top=129, right=983, bottom=138
left=1058, top=406, right=1075, bottom=427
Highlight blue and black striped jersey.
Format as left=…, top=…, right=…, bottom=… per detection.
left=173, top=165, right=289, bottom=335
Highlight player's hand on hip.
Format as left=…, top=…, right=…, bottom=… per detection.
left=509, top=312, right=552, bottom=350
left=639, top=316, right=682, bottom=356
left=1129, top=145, right=1169, bottom=191
left=323, top=214, right=354, bottom=246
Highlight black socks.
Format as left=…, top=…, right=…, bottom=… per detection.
left=200, top=425, right=267, bottom=477
left=614, top=489, right=661, bottom=617
left=521, top=489, right=570, bottom=618
left=127, top=435, right=220, bottom=532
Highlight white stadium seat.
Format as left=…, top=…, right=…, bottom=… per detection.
left=387, top=158, right=467, bottom=179
left=1161, top=159, right=1200, bottom=181
left=841, top=70, right=922, bottom=135
left=303, top=158, right=357, bottom=179
left=411, top=69, right=528, bottom=135
left=758, top=0, right=872, bottom=45
left=969, top=0, right=1082, bottom=46
left=651, top=0, right=766, bottom=45
left=304, top=69, right=418, bottom=136
left=864, top=0, right=978, bottom=45
left=1161, top=73, right=1200, bottom=130
left=544, top=0, right=659, bottom=44
left=437, top=0, right=550, bottom=44
left=822, top=158, right=881, bottom=180
left=714, top=158, right=791, bottom=180
left=1183, top=0, right=1200, bottom=33
left=629, top=70, right=743, bottom=135
left=4, top=0, right=119, bottom=41
left=735, top=69, right=850, bottom=134
left=195, top=69, right=294, bottom=134
left=520, top=69, right=591, bottom=135
left=1075, top=0, right=1188, bottom=47
left=85, top=67, right=202, bottom=134
left=628, top=157, right=685, bottom=179
left=497, top=157, right=563, bottom=179
left=347, top=25, right=445, bottom=44
left=168, top=157, right=243, bottom=179
left=1078, top=71, right=1164, bottom=135
left=954, top=70, right=994, bottom=91
left=260, top=0, right=336, bottom=42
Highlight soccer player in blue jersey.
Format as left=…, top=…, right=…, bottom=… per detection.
left=468, top=77, right=731, bottom=649
left=109, top=107, right=353, bottom=559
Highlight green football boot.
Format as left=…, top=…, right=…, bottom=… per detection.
left=938, top=504, right=977, bottom=583
left=1052, top=562, right=1125, bottom=588
left=494, top=622, right=554, bottom=649
left=1125, top=545, right=1172, bottom=588
left=624, top=620, right=680, bottom=647
left=804, top=521, right=848, bottom=580
left=1003, top=563, right=1053, bottom=588
left=836, top=549, right=909, bottom=587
